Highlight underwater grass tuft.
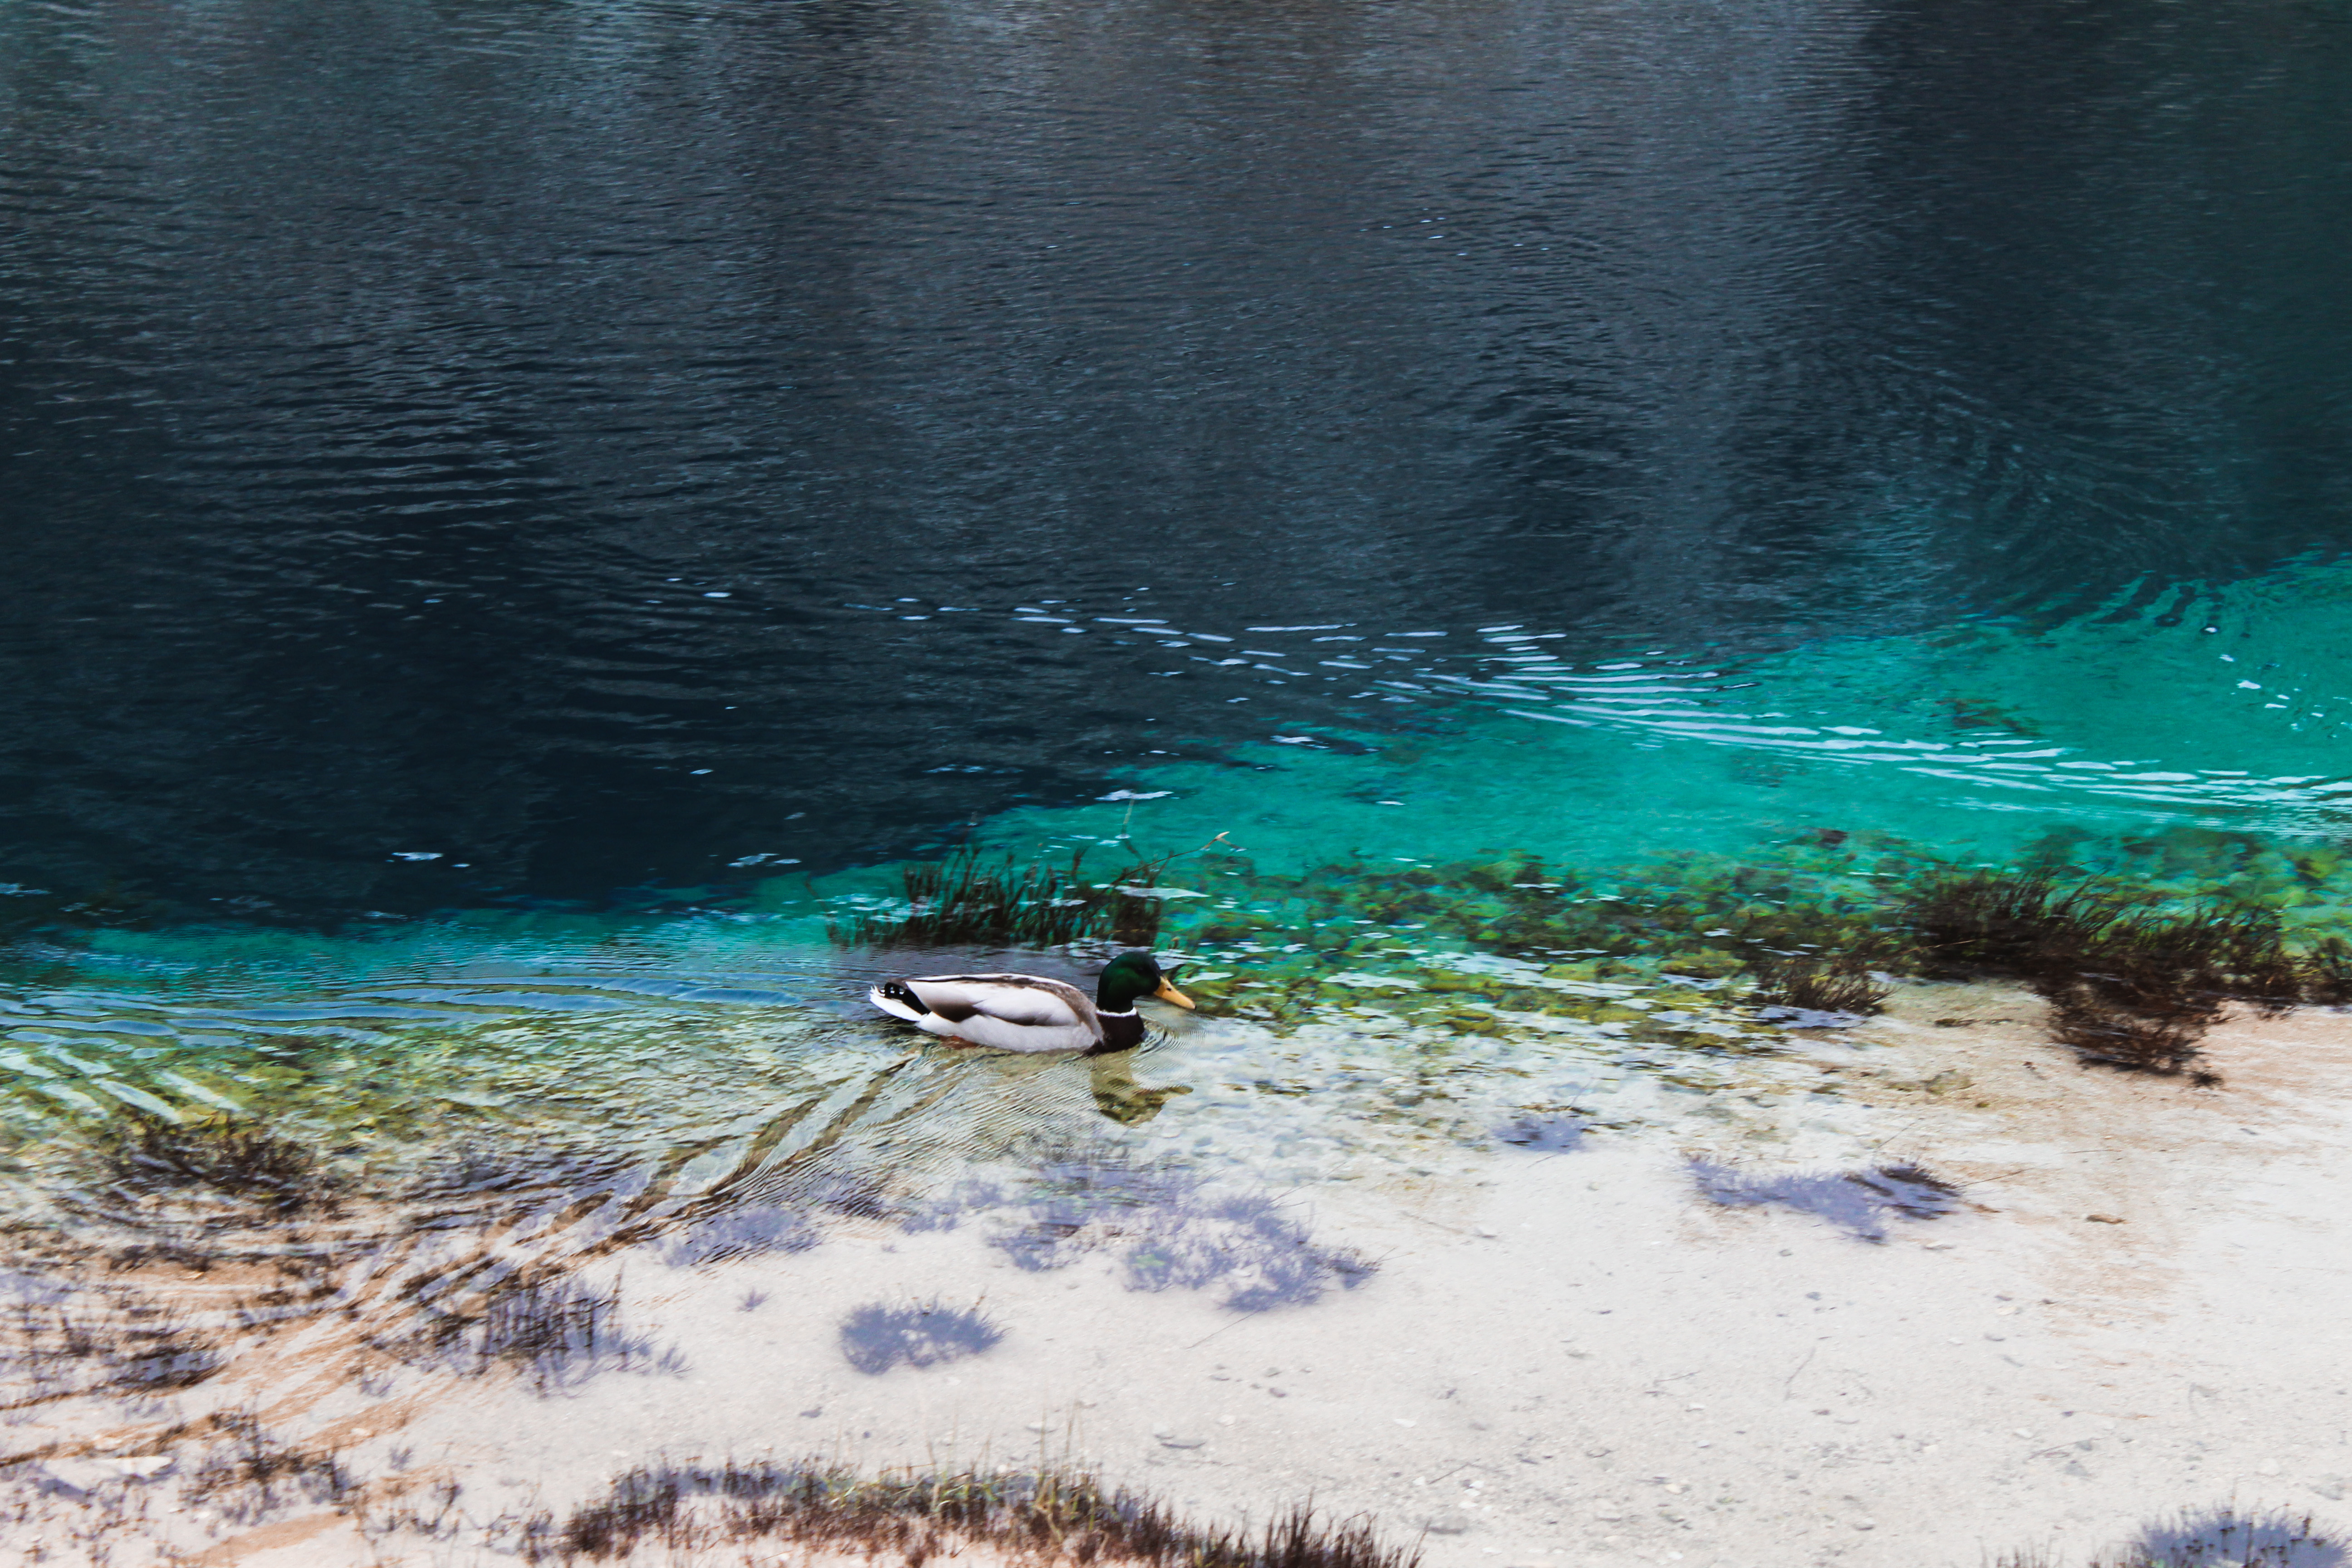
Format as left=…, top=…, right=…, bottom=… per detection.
left=377, top=1271, right=683, bottom=1392
left=2299, top=936, right=2352, bottom=1007
left=1746, top=956, right=1890, bottom=1019
left=1157, top=830, right=2352, bottom=1078
left=1, top=1271, right=226, bottom=1400
left=184, top=1406, right=359, bottom=1524
left=832, top=843, right=1176, bottom=949
left=519, top=1460, right=1421, bottom=1568
left=82, top=1110, right=338, bottom=1217
left=1904, top=871, right=2302, bottom=1077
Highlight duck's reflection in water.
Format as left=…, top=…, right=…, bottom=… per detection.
left=1088, top=1049, right=1193, bottom=1127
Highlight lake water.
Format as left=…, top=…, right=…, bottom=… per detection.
left=5, top=0, right=2352, bottom=1560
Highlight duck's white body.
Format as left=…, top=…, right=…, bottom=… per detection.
left=869, top=972, right=1127, bottom=1054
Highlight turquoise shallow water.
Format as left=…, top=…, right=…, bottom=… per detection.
left=794, top=554, right=2352, bottom=906
left=12, top=554, right=2352, bottom=1213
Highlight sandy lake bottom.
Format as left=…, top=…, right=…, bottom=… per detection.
left=7, top=978, right=2351, bottom=1568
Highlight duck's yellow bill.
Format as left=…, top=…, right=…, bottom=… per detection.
left=1154, top=979, right=1196, bottom=1009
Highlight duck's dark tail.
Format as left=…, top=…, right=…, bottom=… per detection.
left=871, top=980, right=930, bottom=1019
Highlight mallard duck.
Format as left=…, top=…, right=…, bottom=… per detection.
left=868, top=951, right=1195, bottom=1054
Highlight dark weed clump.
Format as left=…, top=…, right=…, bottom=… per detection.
left=839, top=1298, right=1005, bottom=1374
left=2, top=1279, right=225, bottom=1400
left=1747, top=956, right=1890, bottom=1020
left=185, top=1407, right=358, bottom=1524
left=114, top=1299, right=227, bottom=1391
left=1205, top=849, right=1912, bottom=970
left=519, top=1461, right=1421, bottom=1568
left=0, top=1406, right=373, bottom=1563
left=2300, top=936, right=2352, bottom=1007
left=1995, top=1505, right=2346, bottom=1567
left=474, top=1276, right=682, bottom=1388
left=1689, top=1158, right=1960, bottom=1242
left=404, top=1142, right=639, bottom=1208
left=356, top=1474, right=469, bottom=1551
left=833, top=844, right=1175, bottom=949
left=1906, top=872, right=2301, bottom=1077
left=84, top=1110, right=339, bottom=1217
left=387, top=1273, right=682, bottom=1392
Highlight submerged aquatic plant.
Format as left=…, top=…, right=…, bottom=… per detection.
left=2298, top=936, right=2352, bottom=1007
left=838, top=1298, right=1005, bottom=1374
left=1746, top=956, right=1889, bottom=1020
left=0, top=1276, right=225, bottom=1399
left=1688, top=1158, right=1960, bottom=1242
left=184, top=1407, right=360, bottom=1525
left=832, top=843, right=1176, bottom=949
left=383, top=1272, right=682, bottom=1392
left=1905, top=872, right=2298, bottom=1076
left=82, top=1110, right=338, bottom=1217
left=1158, top=827, right=2352, bottom=1074
left=519, top=1460, right=1421, bottom=1568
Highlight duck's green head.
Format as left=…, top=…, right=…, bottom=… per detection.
left=1097, top=951, right=1196, bottom=1014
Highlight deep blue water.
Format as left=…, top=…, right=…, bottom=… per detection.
left=4, top=0, right=2350, bottom=924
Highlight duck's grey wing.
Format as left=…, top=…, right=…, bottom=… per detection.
left=899, top=973, right=1102, bottom=1052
